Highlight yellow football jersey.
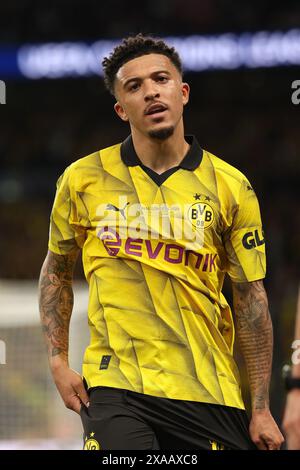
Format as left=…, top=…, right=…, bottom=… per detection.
left=48, top=135, right=266, bottom=409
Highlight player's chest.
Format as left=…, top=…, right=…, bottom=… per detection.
left=79, top=170, right=223, bottom=249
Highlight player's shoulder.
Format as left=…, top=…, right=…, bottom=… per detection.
left=203, top=149, right=249, bottom=185
left=58, top=142, right=122, bottom=187
left=68, top=142, right=121, bottom=174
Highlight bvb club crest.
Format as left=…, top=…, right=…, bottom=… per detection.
left=188, top=202, right=215, bottom=229
left=84, top=432, right=100, bottom=450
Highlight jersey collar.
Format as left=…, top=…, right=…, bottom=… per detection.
left=120, top=134, right=203, bottom=171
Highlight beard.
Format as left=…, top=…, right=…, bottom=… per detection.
left=148, top=125, right=175, bottom=140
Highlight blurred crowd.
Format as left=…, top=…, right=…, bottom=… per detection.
left=1, top=0, right=300, bottom=42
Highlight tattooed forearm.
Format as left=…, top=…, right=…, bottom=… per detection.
left=38, top=250, right=78, bottom=363
left=232, top=280, right=273, bottom=412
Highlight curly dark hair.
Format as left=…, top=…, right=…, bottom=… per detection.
left=102, top=33, right=183, bottom=96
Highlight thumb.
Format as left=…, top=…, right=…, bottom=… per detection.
left=73, top=380, right=90, bottom=407
left=262, top=436, right=278, bottom=451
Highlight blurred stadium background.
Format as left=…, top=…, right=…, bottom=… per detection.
left=0, top=0, right=299, bottom=450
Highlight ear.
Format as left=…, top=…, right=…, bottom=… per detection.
left=114, top=101, right=129, bottom=122
left=181, top=82, right=190, bottom=107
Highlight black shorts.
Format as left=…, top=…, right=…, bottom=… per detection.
left=80, top=386, right=256, bottom=450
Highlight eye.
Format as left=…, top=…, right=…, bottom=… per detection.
left=129, top=82, right=140, bottom=91
left=157, top=76, right=168, bottom=83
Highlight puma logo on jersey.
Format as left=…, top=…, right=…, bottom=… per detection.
left=106, top=202, right=129, bottom=219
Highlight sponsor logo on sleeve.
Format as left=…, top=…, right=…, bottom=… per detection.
left=242, top=229, right=265, bottom=250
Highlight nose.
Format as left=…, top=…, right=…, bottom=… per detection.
left=143, top=79, right=160, bottom=102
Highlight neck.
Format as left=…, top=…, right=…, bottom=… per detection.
left=131, top=120, right=190, bottom=174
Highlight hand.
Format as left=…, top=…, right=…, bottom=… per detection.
left=282, top=389, right=300, bottom=450
left=249, top=409, right=284, bottom=450
left=51, top=362, right=90, bottom=414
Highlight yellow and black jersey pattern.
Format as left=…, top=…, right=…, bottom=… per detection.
left=48, top=135, right=266, bottom=409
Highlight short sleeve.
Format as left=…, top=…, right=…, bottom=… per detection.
left=48, top=166, right=85, bottom=255
left=223, top=179, right=266, bottom=283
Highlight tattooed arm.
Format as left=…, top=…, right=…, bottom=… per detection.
left=39, top=250, right=76, bottom=362
left=39, top=250, right=89, bottom=413
left=232, top=280, right=284, bottom=450
left=232, top=280, right=273, bottom=411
